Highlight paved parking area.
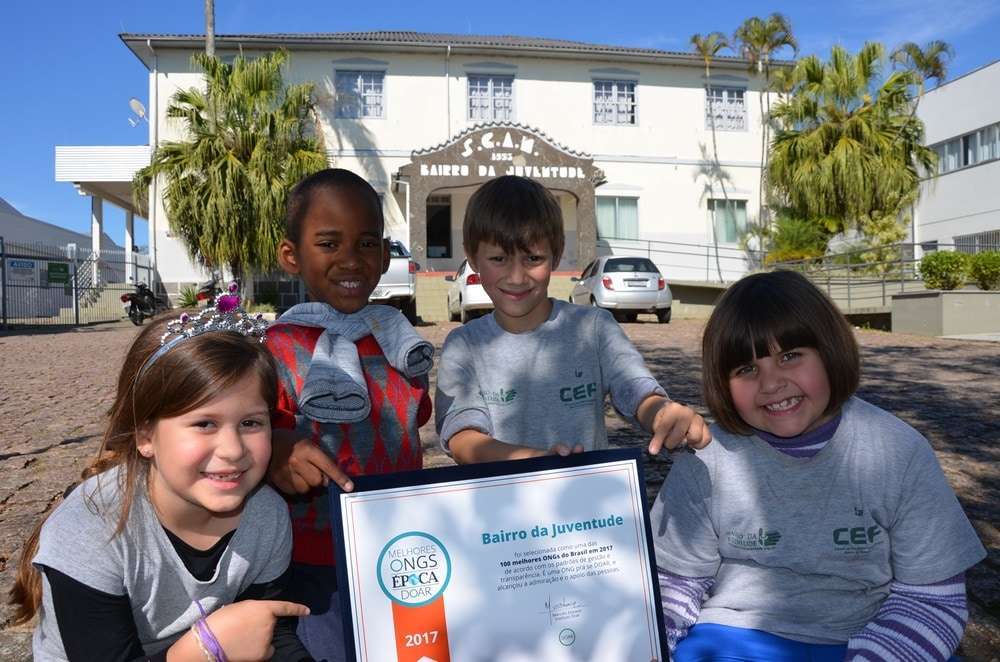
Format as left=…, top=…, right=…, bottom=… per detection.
left=1, top=318, right=997, bottom=659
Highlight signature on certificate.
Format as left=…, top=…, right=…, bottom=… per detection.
left=541, top=595, right=586, bottom=625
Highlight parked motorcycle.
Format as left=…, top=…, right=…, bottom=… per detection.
left=120, top=283, right=170, bottom=325
left=195, top=278, right=220, bottom=304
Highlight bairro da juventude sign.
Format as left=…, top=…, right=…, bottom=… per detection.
left=397, top=122, right=603, bottom=267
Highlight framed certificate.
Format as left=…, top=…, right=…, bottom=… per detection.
left=330, top=449, right=667, bottom=662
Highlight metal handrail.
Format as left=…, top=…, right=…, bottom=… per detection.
left=595, top=236, right=763, bottom=283
left=768, top=243, right=945, bottom=309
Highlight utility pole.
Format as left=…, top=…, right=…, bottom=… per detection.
left=205, top=0, right=215, bottom=56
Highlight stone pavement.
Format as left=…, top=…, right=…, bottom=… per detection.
left=1, top=318, right=997, bottom=660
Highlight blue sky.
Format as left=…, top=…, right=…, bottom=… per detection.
left=4, top=0, right=999, bottom=247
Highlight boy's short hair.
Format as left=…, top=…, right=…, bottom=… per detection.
left=463, top=176, right=564, bottom=264
left=701, top=270, right=860, bottom=435
left=285, top=168, right=384, bottom=243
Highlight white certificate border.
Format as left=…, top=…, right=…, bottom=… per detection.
left=332, top=450, right=665, bottom=662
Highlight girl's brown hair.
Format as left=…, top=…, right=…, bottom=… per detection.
left=9, top=312, right=277, bottom=624
left=701, top=270, right=860, bottom=435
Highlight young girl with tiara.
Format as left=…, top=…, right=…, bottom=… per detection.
left=10, top=293, right=312, bottom=661
left=652, top=270, right=986, bottom=661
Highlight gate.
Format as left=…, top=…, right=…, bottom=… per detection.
left=0, top=237, right=153, bottom=328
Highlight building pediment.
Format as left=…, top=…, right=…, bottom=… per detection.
left=397, top=123, right=599, bottom=267
left=399, top=122, right=602, bottom=187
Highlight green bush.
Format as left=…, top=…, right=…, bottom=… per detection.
left=177, top=285, right=199, bottom=308
left=919, top=251, right=970, bottom=290
left=970, top=251, right=1000, bottom=290
left=764, top=215, right=829, bottom=265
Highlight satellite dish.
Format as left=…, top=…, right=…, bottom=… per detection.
left=129, top=97, right=147, bottom=119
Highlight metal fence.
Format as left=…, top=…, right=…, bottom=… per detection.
left=0, top=237, right=153, bottom=328
left=767, top=243, right=947, bottom=311
left=596, top=237, right=762, bottom=283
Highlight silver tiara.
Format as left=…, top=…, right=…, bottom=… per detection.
left=138, top=282, right=269, bottom=377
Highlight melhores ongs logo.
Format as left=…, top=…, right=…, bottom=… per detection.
left=377, top=532, right=452, bottom=606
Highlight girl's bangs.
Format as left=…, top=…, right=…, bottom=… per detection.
left=719, top=295, right=820, bottom=374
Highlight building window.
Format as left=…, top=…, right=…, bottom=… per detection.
left=597, top=197, right=639, bottom=239
left=705, top=86, right=747, bottom=131
left=978, top=124, right=999, bottom=163
left=468, top=75, right=514, bottom=122
left=593, top=80, right=637, bottom=125
left=933, top=121, right=1000, bottom=175
left=334, top=70, right=385, bottom=119
left=708, top=199, right=748, bottom=244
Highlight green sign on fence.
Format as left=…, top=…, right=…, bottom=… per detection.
left=47, top=262, right=70, bottom=285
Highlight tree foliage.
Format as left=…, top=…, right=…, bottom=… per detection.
left=768, top=42, right=936, bottom=243
left=734, top=13, right=798, bottom=226
left=762, top=211, right=832, bottom=264
left=133, top=50, right=328, bottom=281
left=890, top=40, right=954, bottom=95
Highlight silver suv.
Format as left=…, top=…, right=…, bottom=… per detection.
left=570, top=256, right=672, bottom=323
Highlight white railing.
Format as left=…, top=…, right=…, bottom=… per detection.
left=595, top=237, right=760, bottom=283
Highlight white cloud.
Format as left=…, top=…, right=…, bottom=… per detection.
left=848, top=0, right=999, bottom=47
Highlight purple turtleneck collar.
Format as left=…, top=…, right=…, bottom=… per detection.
left=753, top=412, right=842, bottom=458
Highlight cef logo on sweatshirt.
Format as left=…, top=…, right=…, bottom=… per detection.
left=832, top=525, right=884, bottom=555
left=558, top=381, right=598, bottom=408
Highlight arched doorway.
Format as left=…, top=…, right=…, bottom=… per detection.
left=395, top=122, right=603, bottom=271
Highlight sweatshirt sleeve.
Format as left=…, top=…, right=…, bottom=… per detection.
left=434, top=329, right=493, bottom=450
left=846, top=574, right=969, bottom=661
left=649, top=450, right=721, bottom=578
left=888, top=439, right=985, bottom=584
left=594, top=309, right=666, bottom=425
left=658, top=569, right=714, bottom=653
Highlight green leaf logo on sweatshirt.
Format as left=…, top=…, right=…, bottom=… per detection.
left=726, top=527, right=782, bottom=551
left=480, top=387, right=518, bottom=405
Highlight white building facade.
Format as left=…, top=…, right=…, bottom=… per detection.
left=916, top=59, right=1000, bottom=252
left=118, top=31, right=770, bottom=291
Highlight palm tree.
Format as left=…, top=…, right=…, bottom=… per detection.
left=891, top=40, right=954, bottom=96
left=133, top=50, right=327, bottom=292
left=204, top=0, right=215, bottom=57
left=691, top=31, right=731, bottom=282
left=734, top=13, right=799, bottom=228
left=768, top=42, right=936, bottom=241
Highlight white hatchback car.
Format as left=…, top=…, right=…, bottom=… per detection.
left=445, top=260, right=493, bottom=323
left=570, top=256, right=672, bottom=323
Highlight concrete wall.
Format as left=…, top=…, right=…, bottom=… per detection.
left=892, top=290, right=1000, bottom=336
left=915, top=160, right=1000, bottom=245
left=915, top=60, right=1000, bottom=246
